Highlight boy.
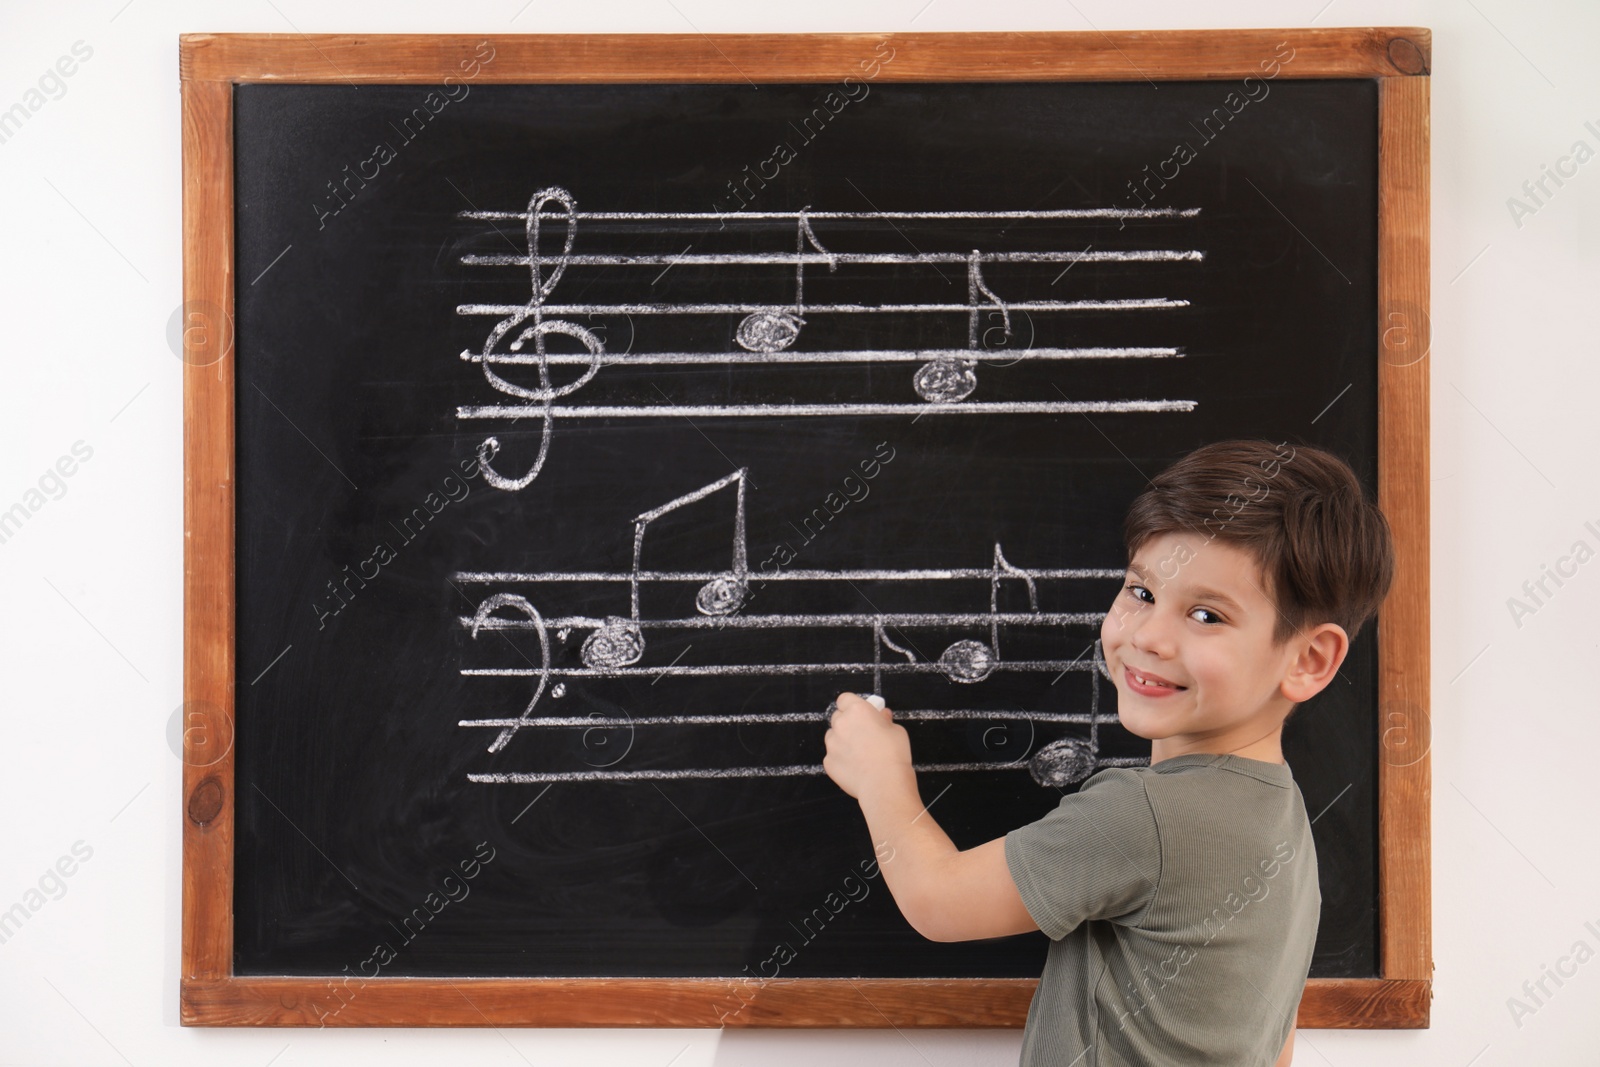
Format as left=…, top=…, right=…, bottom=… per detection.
left=824, top=439, right=1395, bottom=1066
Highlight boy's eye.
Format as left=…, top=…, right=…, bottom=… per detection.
left=1125, top=583, right=1225, bottom=625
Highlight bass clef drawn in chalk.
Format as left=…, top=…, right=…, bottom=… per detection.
left=467, top=592, right=553, bottom=754
left=467, top=186, right=604, bottom=491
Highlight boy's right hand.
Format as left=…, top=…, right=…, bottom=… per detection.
left=823, top=692, right=915, bottom=804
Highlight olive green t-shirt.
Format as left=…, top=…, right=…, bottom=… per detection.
left=1004, top=753, right=1320, bottom=1066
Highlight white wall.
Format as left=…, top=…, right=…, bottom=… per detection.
left=2, top=1, right=1596, bottom=1063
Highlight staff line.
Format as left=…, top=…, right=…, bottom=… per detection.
left=458, top=207, right=1202, bottom=222
left=459, top=709, right=1104, bottom=727
left=457, top=399, right=1198, bottom=419
left=462, top=659, right=1106, bottom=678
left=456, top=297, right=1190, bottom=316
left=459, top=346, right=1184, bottom=366
left=453, top=566, right=1126, bottom=583
left=461, top=610, right=1106, bottom=630
left=467, top=757, right=1149, bottom=784
left=460, top=250, right=1205, bottom=267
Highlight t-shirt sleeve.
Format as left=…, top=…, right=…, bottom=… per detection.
left=1004, top=768, right=1162, bottom=940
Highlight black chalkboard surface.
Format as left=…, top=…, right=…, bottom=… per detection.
left=230, top=76, right=1381, bottom=984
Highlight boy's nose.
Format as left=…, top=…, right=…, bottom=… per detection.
left=1129, top=612, right=1179, bottom=660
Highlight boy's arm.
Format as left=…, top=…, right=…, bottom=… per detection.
left=823, top=693, right=1039, bottom=942
left=1275, top=988, right=1304, bottom=1066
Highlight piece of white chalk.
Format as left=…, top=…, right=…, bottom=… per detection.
left=865, top=694, right=886, bottom=710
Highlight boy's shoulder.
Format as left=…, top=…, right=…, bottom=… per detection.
left=1049, top=753, right=1305, bottom=820
left=1133, top=754, right=1318, bottom=893
left=1145, top=751, right=1292, bottom=783
left=1132, top=753, right=1310, bottom=836
left=1015, top=752, right=1309, bottom=861
left=1062, top=753, right=1300, bottom=818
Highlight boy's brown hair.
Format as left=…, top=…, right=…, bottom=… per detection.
left=1123, top=439, right=1396, bottom=646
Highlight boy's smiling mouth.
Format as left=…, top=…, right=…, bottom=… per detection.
left=1124, top=665, right=1188, bottom=695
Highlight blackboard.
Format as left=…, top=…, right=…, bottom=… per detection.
left=181, top=30, right=1431, bottom=1029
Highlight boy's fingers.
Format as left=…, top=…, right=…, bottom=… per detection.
left=837, top=692, right=890, bottom=713
left=830, top=692, right=863, bottom=723
left=827, top=693, right=895, bottom=736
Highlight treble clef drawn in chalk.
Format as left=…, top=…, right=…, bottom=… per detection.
left=467, top=186, right=605, bottom=491
left=453, top=469, right=1147, bottom=787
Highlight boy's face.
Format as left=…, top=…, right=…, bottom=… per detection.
left=1099, top=531, right=1335, bottom=761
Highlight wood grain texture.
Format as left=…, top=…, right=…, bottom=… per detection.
left=1376, top=74, right=1432, bottom=1014
left=181, top=74, right=236, bottom=985
left=181, top=29, right=1431, bottom=1029
left=179, top=28, right=1430, bottom=84
left=178, top=976, right=1427, bottom=1028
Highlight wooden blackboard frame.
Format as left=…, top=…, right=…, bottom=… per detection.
left=180, top=28, right=1431, bottom=1029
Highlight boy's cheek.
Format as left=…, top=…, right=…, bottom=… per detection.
left=1099, top=611, right=1126, bottom=657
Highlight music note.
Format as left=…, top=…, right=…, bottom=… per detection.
left=1026, top=638, right=1118, bottom=788
left=454, top=186, right=1205, bottom=490
left=454, top=468, right=1146, bottom=786
left=580, top=467, right=749, bottom=672
left=734, top=209, right=836, bottom=353
left=911, top=249, right=1012, bottom=403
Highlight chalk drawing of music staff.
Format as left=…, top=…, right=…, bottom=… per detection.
left=456, top=186, right=1204, bottom=490
left=453, top=467, right=1145, bottom=787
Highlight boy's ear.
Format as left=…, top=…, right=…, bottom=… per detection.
left=1281, top=623, right=1349, bottom=704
